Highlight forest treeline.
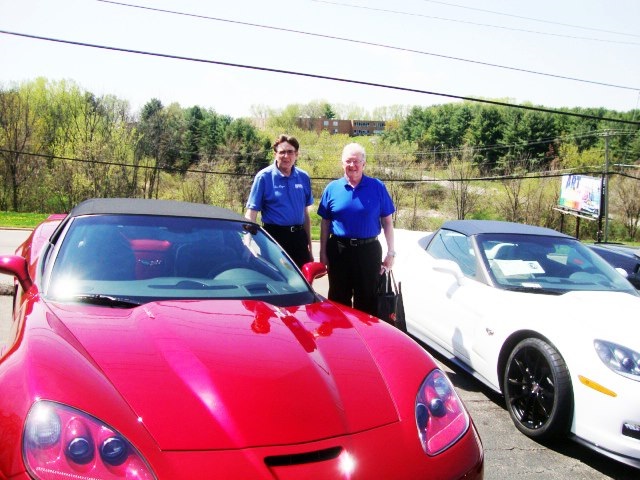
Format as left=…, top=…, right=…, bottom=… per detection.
left=1, top=78, right=639, bottom=240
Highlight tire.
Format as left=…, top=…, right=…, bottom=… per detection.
left=502, top=338, right=573, bottom=440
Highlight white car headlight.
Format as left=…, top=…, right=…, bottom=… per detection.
left=594, top=339, right=640, bottom=380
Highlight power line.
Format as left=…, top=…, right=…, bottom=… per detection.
left=0, top=148, right=257, bottom=177
left=419, top=0, right=640, bottom=39
left=408, top=129, right=640, bottom=157
left=1, top=30, right=639, bottom=126
left=5, top=148, right=637, bottom=184
left=97, top=0, right=639, bottom=92
left=312, top=0, right=640, bottom=47
left=301, top=130, right=638, bottom=161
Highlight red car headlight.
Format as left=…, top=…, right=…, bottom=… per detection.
left=415, top=369, right=470, bottom=456
left=23, top=400, right=156, bottom=479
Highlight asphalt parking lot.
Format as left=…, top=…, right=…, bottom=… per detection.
left=0, top=231, right=637, bottom=478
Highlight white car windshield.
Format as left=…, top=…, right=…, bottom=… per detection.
left=478, top=234, right=639, bottom=295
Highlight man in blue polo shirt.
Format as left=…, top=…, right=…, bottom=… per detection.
left=245, top=135, right=314, bottom=268
left=318, top=142, right=396, bottom=316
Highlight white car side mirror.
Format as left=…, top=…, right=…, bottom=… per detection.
left=432, top=259, right=466, bottom=286
left=615, top=267, right=628, bottom=278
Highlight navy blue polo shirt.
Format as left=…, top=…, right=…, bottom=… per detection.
left=246, top=162, right=313, bottom=225
left=317, top=175, right=395, bottom=238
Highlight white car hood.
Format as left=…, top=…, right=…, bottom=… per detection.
left=506, top=290, right=639, bottom=347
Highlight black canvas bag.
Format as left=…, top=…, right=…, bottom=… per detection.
left=376, top=269, right=406, bottom=331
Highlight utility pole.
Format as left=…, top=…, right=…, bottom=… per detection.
left=597, top=131, right=611, bottom=242
left=603, top=131, right=610, bottom=242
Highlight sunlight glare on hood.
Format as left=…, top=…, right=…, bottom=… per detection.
left=338, top=450, right=356, bottom=478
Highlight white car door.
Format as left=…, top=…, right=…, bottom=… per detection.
left=400, top=229, right=485, bottom=364
left=402, top=258, right=468, bottom=354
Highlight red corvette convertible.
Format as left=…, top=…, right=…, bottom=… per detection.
left=0, top=198, right=483, bottom=479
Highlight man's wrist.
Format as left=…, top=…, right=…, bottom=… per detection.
left=387, top=250, right=396, bottom=257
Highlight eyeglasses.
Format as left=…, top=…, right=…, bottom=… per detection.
left=276, top=149, right=296, bottom=156
left=343, top=158, right=363, bottom=165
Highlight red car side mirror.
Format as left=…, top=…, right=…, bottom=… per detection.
left=301, top=261, right=327, bottom=284
left=0, top=255, right=32, bottom=292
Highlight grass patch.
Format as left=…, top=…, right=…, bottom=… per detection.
left=0, top=211, right=50, bottom=229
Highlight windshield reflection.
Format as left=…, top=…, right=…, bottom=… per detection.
left=478, top=234, right=638, bottom=295
left=46, top=214, right=316, bottom=306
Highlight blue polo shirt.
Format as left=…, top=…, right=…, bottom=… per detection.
left=246, top=162, right=313, bottom=225
left=317, top=175, right=395, bottom=238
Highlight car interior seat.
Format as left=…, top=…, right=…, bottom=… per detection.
left=74, top=226, right=137, bottom=281
left=174, top=241, right=238, bottom=278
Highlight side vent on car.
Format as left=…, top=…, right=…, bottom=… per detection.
left=264, top=446, right=343, bottom=467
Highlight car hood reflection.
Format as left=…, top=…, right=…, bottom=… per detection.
left=46, top=299, right=398, bottom=450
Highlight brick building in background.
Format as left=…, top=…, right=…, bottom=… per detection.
left=251, top=117, right=386, bottom=136
left=296, top=118, right=386, bottom=136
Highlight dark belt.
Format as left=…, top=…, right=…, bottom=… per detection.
left=263, top=223, right=304, bottom=233
left=332, top=235, right=378, bottom=247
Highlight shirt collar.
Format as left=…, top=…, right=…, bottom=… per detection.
left=340, top=174, right=368, bottom=189
left=272, top=161, right=297, bottom=178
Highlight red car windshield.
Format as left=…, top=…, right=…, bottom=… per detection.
left=44, top=215, right=316, bottom=307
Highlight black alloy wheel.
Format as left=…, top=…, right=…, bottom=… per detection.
left=503, top=337, right=573, bottom=440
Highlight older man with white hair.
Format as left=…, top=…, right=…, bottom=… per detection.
left=317, top=142, right=396, bottom=316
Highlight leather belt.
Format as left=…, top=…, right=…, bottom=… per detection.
left=332, top=235, right=378, bottom=246
left=263, top=224, right=304, bottom=233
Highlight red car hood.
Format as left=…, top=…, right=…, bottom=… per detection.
left=47, top=299, right=398, bottom=450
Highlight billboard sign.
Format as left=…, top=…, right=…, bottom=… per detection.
left=558, top=174, right=601, bottom=219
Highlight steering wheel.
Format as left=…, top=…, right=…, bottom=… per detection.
left=208, top=260, right=250, bottom=278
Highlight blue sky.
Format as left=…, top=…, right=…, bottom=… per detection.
left=1, top=0, right=639, bottom=118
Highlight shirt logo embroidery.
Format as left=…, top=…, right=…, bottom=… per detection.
left=295, top=184, right=304, bottom=189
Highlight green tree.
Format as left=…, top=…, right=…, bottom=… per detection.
left=610, top=173, right=640, bottom=240
left=180, top=106, right=232, bottom=170
left=199, top=109, right=231, bottom=160
left=0, top=79, right=49, bottom=211
left=137, top=99, right=184, bottom=198
left=447, top=148, right=481, bottom=220
left=556, top=143, right=603, bottom=172
left=71, top=93, right=138, bottom=200
left=267, top=104, right=302, bottom=131
left=499, top=108, right=558, bottom=173
left=215, top=118, right=270, bottom=211
left=371, top=104, right=412, bottom=121
left=322, top=102, right=336, bottom=119
left=469, top=106, right=504, bottom=173
left=181, top=105, right=205, bottom=169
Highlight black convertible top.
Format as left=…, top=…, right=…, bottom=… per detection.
left=441, top=220, right=573, bottom=238
left=68, top=198, right=247, bottom=222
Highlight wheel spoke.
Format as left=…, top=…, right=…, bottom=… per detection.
left=507, top=388, right=529, bottom=404
left=521, top=396, right=536, bottom=423
left=503, top=339, right=572, bottom=440
left=531, top=396, right=550, bottom=426
left=506, top=345, right=558, bottom=429
left=513, top=357, right=527, bottom=376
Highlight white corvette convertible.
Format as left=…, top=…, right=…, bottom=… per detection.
left=393, top=220, right=640, bottom=468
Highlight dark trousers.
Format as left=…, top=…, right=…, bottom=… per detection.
left=263, top=224, right=312, bottom=269
left=327, top=235, right=382, bottom=316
